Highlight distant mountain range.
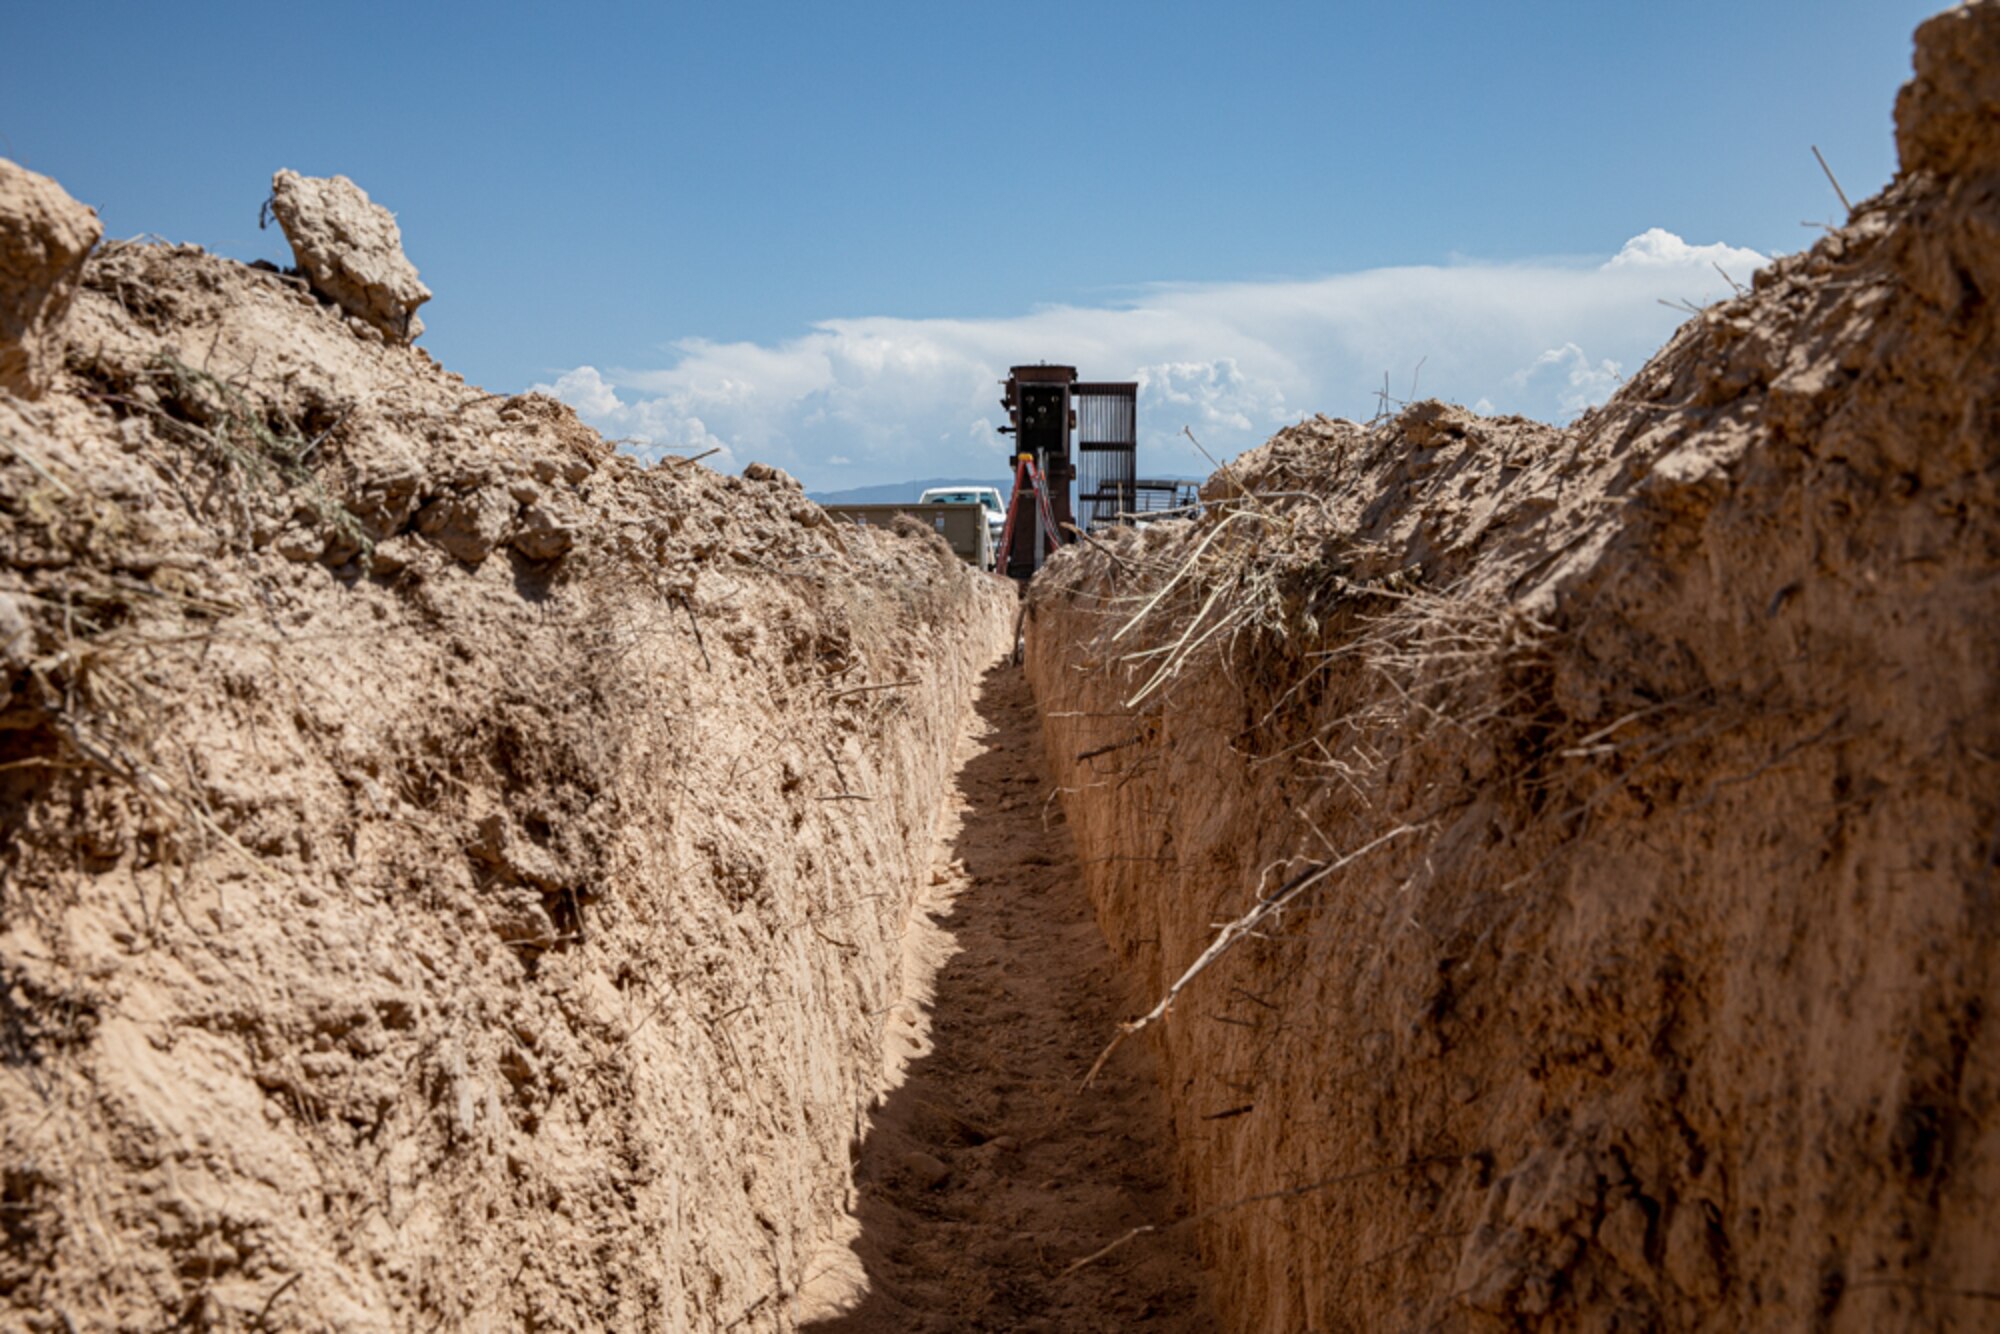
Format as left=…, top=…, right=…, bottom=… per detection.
left=806, top=477, right=1012, bottom=506
left=807, top=473, right=1208, bottom=506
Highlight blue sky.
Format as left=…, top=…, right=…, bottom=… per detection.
left=1, top=1, right=1939, bottom=487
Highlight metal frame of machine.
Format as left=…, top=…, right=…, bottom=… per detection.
left=997, top=365, right=1146, bottom=578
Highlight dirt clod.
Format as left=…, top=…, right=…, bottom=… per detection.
left=268, top=168, right=431, bottom=343
left=1896, top=0, right=2000, bottom=177
left=0, top=156, right=100, bottom=397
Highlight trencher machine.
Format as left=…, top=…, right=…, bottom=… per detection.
left=995, top=365, right=1144, bottom=579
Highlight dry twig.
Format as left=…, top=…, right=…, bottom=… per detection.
left=1813, top=144, right=1854, bottom=215
left=1082, top=822, right=1420, bottom=1087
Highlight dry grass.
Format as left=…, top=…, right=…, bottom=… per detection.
left=1048, top=466, right=1578, bottom=1104
left=119, top=354, right=370, bottom=557
left=1057, top=479, right=1556, bottom=794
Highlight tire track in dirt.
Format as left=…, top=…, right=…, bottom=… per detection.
left=800, top=660, right=1213, bottom=1332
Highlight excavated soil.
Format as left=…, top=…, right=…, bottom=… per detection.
left=1028, top=6, right=2000, bottom=1331
left=800, top=663, right=1212, bottom=1332
left=0, top=225, right=1016, bottom=1328
left=7, top=5, right=2000, bottom=1333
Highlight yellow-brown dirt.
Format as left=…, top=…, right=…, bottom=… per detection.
left=801, top=663, right=1212, bottom=1332
left=1027, top=5, right=2000, bottom=1329
left=0, top=234, right=1016, bottom=1328
left=5, top=5, right=1999, bottom=1333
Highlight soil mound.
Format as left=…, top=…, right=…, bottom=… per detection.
left=1028, top=5, right=2000, bottom=1329
left=0, top=171, right=1011, bottom=1329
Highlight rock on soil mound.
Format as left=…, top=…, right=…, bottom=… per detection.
left=0, top=165, right=1011, bottom=1329
left=0, top=158, right=100, bottom=398
left=1029, top=5, right=2000, bottom=1330
left=268, top=169, right=431, bottom=344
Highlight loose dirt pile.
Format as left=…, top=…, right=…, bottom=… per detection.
left=0, top=163, right=1012, bottom=1329
left=1029, top=5, right=2000, bottom=1330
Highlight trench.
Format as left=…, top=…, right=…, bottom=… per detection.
left=799, top=660, right=1214, bottom=1332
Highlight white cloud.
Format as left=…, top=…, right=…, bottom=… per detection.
left=537, top=230, right=1770, bottom=489
left=1604, top=227, right=1768, bottom=277
left=1509, top=342, right=1626, bottom=415
left=543, top=365, right=622, bottom=418
left=529, top=364, right=737, bottom=469
left=1135, top=358, right=1287, bottom=435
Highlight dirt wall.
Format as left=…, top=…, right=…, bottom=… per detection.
left=1027, top=6, right=2000, bottom=1330
left=0, top=230, right=1012, bottom=1328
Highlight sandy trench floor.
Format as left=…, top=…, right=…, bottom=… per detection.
left=801, top=660, right=1214, bottom=1332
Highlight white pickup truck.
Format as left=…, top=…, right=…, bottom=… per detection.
left=918, top=486, right=1007, bottom=549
